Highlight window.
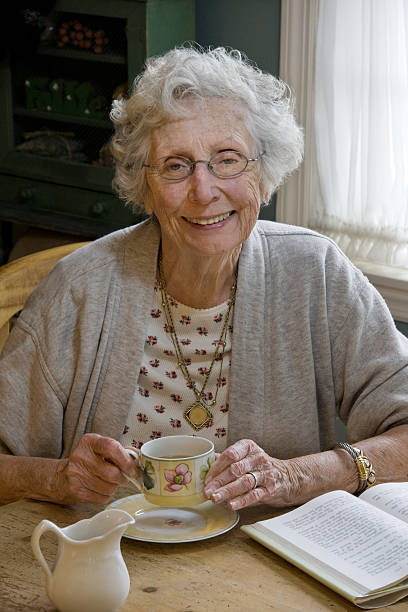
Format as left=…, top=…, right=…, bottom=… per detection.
left=278, top=0, right=408, bottom=323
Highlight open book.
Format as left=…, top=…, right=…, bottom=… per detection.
left=241, top=483, right=408, bottom=609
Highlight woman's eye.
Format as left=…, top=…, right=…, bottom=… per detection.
left=220, top=157, right=238, bottom=165
left=214, top=151, right=241, bottom=165
left=163, top=159, right=189, bottom=172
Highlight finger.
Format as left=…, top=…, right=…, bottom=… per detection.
left=205, top=439, right=256, bottom=481
left=205, top=454, right=265, bottom=494
left=100, top=458, right=131, bottom=484
left=206, top=472, right=264, bottom=505
left=68, top=481, right=116, bottom=505
left=61, top=461, right=119, bottom=504
left=88, top=434, right=137, bottom=475
left=63, top=485, right=114, bottom=506
left=70, top=442, right=125, bottom=488
left=226, top=486, right=266, bottom=511
left=204, top=464, right=240, bottom=495
left=71, top=453, right=123, bottom=486
left=74, top=472, right=117, bottom=500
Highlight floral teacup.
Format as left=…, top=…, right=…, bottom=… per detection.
left=126, top=435, right=214, bottom=507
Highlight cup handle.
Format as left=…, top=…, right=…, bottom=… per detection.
left=122, top=447, right=143, bottom=491
left=124, top=448, right=140, bottom=461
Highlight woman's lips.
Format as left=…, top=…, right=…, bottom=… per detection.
left=183, top=211, right=234, bottom=226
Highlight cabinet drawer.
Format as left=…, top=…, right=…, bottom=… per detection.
left=0, top=174, right=141, bottom=235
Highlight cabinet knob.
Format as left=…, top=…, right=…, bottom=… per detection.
left=19, top=187, right=36, bottom=202
left=90, top=201, right=108, bottom=217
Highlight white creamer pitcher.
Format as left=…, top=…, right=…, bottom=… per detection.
left=31, top=508, right=135, bottom=612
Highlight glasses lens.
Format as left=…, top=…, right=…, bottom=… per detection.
left=157, top=157, right=191, bottom=180
left=210, top=151, right=247, bottom=177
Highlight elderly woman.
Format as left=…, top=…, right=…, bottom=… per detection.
left=0, top=47, right=407, bottom=509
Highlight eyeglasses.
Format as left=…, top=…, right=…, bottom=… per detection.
left=143, top=150, right=263, bottom=181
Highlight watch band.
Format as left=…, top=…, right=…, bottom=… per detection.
left=335, top=442, right=376, bottom=495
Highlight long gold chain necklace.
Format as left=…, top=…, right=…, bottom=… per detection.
left=158, top=255, right=237, bottom=432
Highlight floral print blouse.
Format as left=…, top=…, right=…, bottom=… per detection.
left=121, top=281, right=232, bottom=453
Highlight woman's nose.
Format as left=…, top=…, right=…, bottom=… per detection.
left=188, top=163, right=219, bottom=206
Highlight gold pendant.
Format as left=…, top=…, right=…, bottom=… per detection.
left=184, top=400, right=213, bottom=431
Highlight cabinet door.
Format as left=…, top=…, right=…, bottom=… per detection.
left=0, top=0, right=195, bottom=237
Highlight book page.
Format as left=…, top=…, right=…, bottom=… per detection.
left=360, top=482, right=408, bottom=523
left=257, top=490, right=408, bottom=593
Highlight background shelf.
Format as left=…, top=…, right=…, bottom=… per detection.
left=14, top=106, right=112, bottom=129
left=37, top=46, right=126, bottom=65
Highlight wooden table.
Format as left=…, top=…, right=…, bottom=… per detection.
left=1, top=488, right=407, bottom=612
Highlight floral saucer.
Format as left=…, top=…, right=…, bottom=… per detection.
left=107, top=494, right=239, bottom=543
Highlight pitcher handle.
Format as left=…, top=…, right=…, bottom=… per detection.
left=122, top=447, right=143, bottom=491
left=31, top=519, right=61, bottom=583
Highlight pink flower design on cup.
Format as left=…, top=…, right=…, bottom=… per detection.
left=164, top=463, right=192, bottom=492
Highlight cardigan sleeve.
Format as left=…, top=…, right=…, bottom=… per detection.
left=0, top=321, right=64, bottom=457
left=331, top=271, right=408, bottom=442
left=0, top=248, right=115, bottom=459
left=229, top=224, right=408, bottom=456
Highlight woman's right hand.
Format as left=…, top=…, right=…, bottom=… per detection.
left=54, top=433, right=139, bottom=505
left=0, top=434, right=139, bottom=506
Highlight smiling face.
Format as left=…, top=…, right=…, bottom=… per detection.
left=144, top=98, right=264, bottom=262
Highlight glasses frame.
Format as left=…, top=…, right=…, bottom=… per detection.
left=143, top=150, right=264, bottom=181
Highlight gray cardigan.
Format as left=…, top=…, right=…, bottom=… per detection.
left=1, top=218, right=407, bottom=459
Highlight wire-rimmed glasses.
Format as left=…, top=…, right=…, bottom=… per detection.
left=143, top=150, right=263, bottom=181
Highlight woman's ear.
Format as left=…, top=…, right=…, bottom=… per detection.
left=260, top=187, right=272, bottom=206
left=258, top=178, right=271, bottom=206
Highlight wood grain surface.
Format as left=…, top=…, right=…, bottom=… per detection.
left=1, top=486, right=406, bottom=612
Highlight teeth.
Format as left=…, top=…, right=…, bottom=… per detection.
left=186, top=212, right=231, bottom=225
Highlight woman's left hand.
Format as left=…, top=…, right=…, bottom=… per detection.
left=203, top=439, right=305, bottom=510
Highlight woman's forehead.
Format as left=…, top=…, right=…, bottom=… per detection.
left=149, top=98, right=252, bottom=157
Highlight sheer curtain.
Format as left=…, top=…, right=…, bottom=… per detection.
left=310, top=0, right=408, bottom=270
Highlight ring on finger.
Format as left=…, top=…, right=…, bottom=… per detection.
left=247, top=471, right=259, bottom=490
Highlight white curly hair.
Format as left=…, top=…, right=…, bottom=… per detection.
left=110, top=45, right=303, bottom=213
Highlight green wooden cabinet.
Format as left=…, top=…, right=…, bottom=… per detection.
left=0, top=0, right=195, bottom=255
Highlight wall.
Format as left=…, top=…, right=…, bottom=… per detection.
left=195, top=0, right=280, bottom=73
left=195, top=0, right=281, bottom=221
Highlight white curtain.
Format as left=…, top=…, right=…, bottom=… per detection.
left=311, top=0, right=408, bottom=269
